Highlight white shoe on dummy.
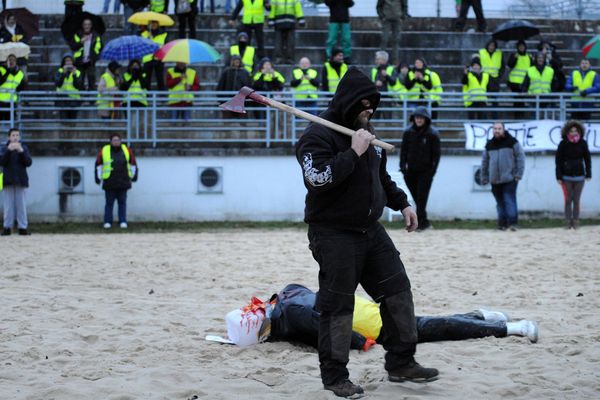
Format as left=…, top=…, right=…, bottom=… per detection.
left=507, top=320, right=539, bottom=343
left=477, top=309, right=510, bottom=323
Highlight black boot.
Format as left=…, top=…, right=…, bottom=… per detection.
left=324, top=379, right=364, bottom=398
left=388, top=360, right=439, bottom=383
left=1, top=228, right=10, bottom=236
left=18, top=229, right=31, bottom=236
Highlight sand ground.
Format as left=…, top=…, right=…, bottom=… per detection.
left=1, top=226, right=599, bottom=399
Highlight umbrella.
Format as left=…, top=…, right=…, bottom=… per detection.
left=0, top=42, right=30, bottom=61
left=100, top=35, right=159, bottom=61
left=582, top=35, right=600, bottom=59
left=154, top=39, right=221, bottom=64
left=61, top=11, right=106, bottom=40
left=0, top=8, right=39, bottom=42
left=492, top=20, right=539, bottom=41
left=128, top=11, right=174, bottom=27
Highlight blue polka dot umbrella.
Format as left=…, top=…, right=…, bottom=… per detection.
left=100, top=35, right=159, bottom=61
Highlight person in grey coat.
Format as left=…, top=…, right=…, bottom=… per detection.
left=480, top=122, right=525, bottom=231
left=1, top=127, right=32, bottom=236
left=376, top=0, right=404, bottom=63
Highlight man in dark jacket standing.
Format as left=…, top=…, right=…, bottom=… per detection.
left=217, top=55, right=252, bottom=118
left=95, top=133, right=138, bottom=229
left=325, top=0, right=354, bottom=63
left=1, top=128, right=32, bottom=236
left=399, top=106, right=440, bottom=231
left=295, top=68, right=438, bottom=398
left=480, top=122, right=525, bottom=231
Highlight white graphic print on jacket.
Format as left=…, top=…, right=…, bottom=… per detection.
left=302, top=153, right=332, bottom=186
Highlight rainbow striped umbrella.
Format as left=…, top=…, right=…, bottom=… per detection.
left=154, top=39, right=221, bottom=64
left=582, top=35, right=600, bottom=59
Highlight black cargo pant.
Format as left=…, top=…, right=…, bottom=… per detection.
left=404, top=170, right=434, bottom=229
left=308, top=222, right=417, bottom=386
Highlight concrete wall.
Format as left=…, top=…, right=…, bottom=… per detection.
left=3, top=154, right=599, bottom=222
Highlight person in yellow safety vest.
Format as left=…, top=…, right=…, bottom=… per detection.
left=166, top=62, right=200, bottom=120
left=506, top=40, right=532, bottom=117
left=462, top=57, right=489, bottom=120
left=405, top=57, right=432, bottom=107
left=0, top=54, right=26, bottom=121
left=390, top=62, right=409, bottom=102
left=371, top=50, right=395, bottom=93
left=65, top=0, right=85, bottom=20
left=268, top=0, right=305, bottom=64
left=141, top=21, right=167, bottom=90
left=94, top=132, right=138, bottom=230
left=565, top=58, right=600, bottom=121
left=320, top=48, right=347, bottom=94
left=252, top=57, right=284, bottom=119
left=229, top=32, right=256, bottom=75
left=97, top=61, right=122, bottom=119
left=229, top=0, right=268, bottom=58
left=54, top=54, right=84, bottom=120
left=522, top=52, right=554, bottom=111
left=290, top=56, right=319, bottom=115
left=68, top=18, right=103, bottom=90
left=426, top=67, right=443, bottom=119
left=149, top=0, right=169, bottom=13
left=120, top=59, right=148, bottom=107
left=478, top=39, right=503, bottom=106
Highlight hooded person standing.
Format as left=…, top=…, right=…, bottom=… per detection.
left=97, top=61, right=122, bottom=119
left=295, top=67, right=439, bottom=398
left=95, top=133, right=138, bottom=229
left=1, top=128, right=32, bottom=236
left=399, top=106, right=440, bottom=231
left=229, top=0, right=268, bottom=58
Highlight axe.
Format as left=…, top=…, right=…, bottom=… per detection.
left=219, top=87, right=395, bottom=152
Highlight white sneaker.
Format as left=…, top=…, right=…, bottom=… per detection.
left=477, top=309, right=510, bottom=322
left=119, top=222, right=128, bottom=229
left=103, top=223, right=111, bottom=229
left=509, top=320, right=539, bottom=343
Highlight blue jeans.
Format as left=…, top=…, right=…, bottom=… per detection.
left=491, top=180, right=518, bottom=228
left=104, top=189, right=128, bottom=224
left=103, top=0, right=121, bottom=13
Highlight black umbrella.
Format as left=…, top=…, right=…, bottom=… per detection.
left=61, top=11, right=106, bottom=40
left=492, top=20, right=539, bottom=41
left=0, top=8, right=39, bottom=42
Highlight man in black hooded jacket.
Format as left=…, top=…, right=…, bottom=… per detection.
left=295, top=67, right=438, bottom=398
left=399, top=106, right=440, bottom=231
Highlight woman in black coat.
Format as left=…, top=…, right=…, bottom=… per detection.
left=555, top=120, right=592, bottom=229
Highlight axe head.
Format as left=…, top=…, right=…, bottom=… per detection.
left=219, top=86, right=256, bottom=114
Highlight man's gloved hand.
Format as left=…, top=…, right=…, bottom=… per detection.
left=95, top=176, right=101, bottom=185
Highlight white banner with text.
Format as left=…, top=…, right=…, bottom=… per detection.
left=464, top=120, right=600, bottom=153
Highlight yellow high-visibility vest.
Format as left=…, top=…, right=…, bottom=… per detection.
left=527, top=66, right=554, bottom=94
left=101, top=144, right=133, bottom=180
left=0, top=68, right=24, bottom=103
left=509, top=54, right=531, bottom=84
left=324, top=61, right=347, bottom=93
left=571, top=70, right=597, bottom=101
left=252, top=70, right=285, bottom=85
left=96, top=72, right=117, bottom=109
left=405, top=70, right=426, bottom=100
left=230, top=45, right=256, bottom=74
left=167, top=67, right=196, bottom=104
left=479, top=49, right=502, bottom=78
left=241, top=0, right=265, bottom=24
left=463, top=72, right=489, bottom=107
left=370, top=65, right=395, bottom=90
left=292, top=68, right=318, bottom=99
left=150, top=0, right=165, bottom=12
left=56, top=68, right=81, bottom=99
left=141, top=31, right=167, bottom=63
left=73, top=34, right=102, bottom=62
left=123, top=72, right=148, bottom=106
left=390, top=73, right=408, bottom=101
left=427, top=69, right=443, bottom=103
left=269, top=0, right=304, bottom=23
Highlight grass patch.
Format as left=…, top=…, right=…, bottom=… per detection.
left=26, top=218, right=600, bottom=234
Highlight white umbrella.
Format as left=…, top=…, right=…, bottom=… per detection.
left=0, top=42, right=30, bottom=62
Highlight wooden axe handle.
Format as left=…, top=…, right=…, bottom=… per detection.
left=250, top=92, right=396, bottom=152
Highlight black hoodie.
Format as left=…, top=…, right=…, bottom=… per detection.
left=295, top=67, right=410, bottom=231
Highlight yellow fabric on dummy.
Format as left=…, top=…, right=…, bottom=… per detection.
left=352, top=295, right=382, bottom=340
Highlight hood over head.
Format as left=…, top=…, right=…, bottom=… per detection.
left=108, top=61, right=122, bottom=74
left=61, top=53, right=73, bottom=67
left=485, top=38, right=498, bottom=52
left=328, top=67, right=380, bottom=127
left=409, top=106, right=431, bottom=125
left=516, top=40, right=527, bottom=53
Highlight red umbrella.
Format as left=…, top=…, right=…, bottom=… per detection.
left=0, top=8, right=40, bottom=42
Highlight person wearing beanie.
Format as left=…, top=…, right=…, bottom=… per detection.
left=295, top=67, right=439, bottom=398
left=399, top=106, right=440, bottom=231
left=229, top=31, right=256, bottom=74
left=507, top=40, right=532, bottom=117
left=321, top=48, right=348, bottom=93
left=462, top=57, right=489, bottom=120
left=229, top=0, right=267, bottom=58
left=97, top=61, right=122, bottom=119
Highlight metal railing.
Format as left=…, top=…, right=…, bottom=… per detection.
left=2, top=90, right=598, bottom=147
